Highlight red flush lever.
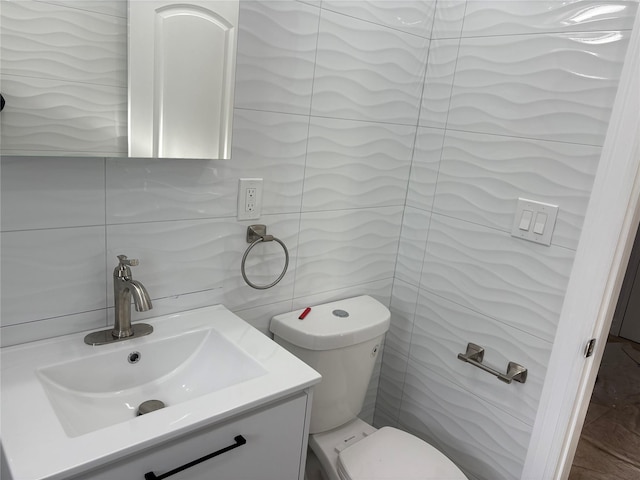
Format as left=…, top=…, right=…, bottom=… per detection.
left=299, top=307, right=311, bottom=320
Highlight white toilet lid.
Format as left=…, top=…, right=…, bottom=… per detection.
left=336, top=427, right=468, bottom=480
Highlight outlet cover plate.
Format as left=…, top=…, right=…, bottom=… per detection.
left=237, top=178, right=263, bottom=220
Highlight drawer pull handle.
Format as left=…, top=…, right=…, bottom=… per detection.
left=144, top=435, right=247, bottom=480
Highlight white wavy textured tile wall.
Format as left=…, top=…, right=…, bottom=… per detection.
left=41, top=0, right=127, bottom=19
left=399, top=361, right=531, bottom=480
left=233, top=300, right=294, bottom=337
left=106, top=220, right=228, bottom=301
left=373, top=346, right=408, bottom=428
left=447, top=31, right=630, bottom=145
left=312, top=10, right=429, bottom=124
left=406, top=127, right=445, bottom=211
left=303, top=117, right=415, bottom=211
left=107, top=214, right=299, bottom=311
left=395, top=207, right=431, bottom=286
left=0, top=0, right=126, bottom=86
left=107, top=110, right=308, bottom=223
left=388, top=280, right=419, bottom=357
left=420, top=215, right=575, bottom=342
left=431, top=0, right=467, bottom=39
left=321, top=0, right=435, bottom=38
left=361, top=350, right=383, bottom=424
left=234, top=0, right=320, bottom=114
left=294, top=207, right=403, bottom=297
left=1, top=156, right=105, bottom=231
left=411, top=290, right=551, bottom=426
left=1, top=310, right=107, bottom=348
left=232, top=110, right=310, bottom=214
left=107, top=158, right=229, bottom=223
left=418, top=39, right=460, bottom=128
left=433, top=130, right=601, bottom=250
left=1, top=227, right=107, bottom=325
left=0, top=75, right=127, bottom=155
left=463, top=0, right=638, bottom=36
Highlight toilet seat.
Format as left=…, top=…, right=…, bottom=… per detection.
left=336, top=427, right=467, bottom=480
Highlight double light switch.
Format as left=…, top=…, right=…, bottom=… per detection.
left=511, top=198, right=559, bottom=246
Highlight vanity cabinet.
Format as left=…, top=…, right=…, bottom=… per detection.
left=72, top=393, right=310, bottom=480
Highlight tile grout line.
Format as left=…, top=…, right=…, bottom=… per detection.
left=290, top=2, right=322, bottom=302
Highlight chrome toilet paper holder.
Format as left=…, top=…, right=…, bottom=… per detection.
left=457, top=343, right=527, bottom=385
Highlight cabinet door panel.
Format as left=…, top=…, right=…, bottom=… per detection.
left=129, top=0, right=238, bottom=159
left=75, top=394, right=307, bottom=480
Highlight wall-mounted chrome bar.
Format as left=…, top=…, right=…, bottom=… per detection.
left=457, top=343, right=527, bottom=384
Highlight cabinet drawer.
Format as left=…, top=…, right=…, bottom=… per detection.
left=74, top=393, right=308, bottom=480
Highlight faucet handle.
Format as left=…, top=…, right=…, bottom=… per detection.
left=117, top=254, right=139, bottom=267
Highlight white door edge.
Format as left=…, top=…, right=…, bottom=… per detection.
left=521, top=9, right=640, bottom=480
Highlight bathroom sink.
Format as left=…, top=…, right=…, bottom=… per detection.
left=37, top=327, right=267, bottom=437
left=1, top=305, right=321, bottom=480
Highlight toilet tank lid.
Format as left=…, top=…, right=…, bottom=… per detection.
left=270, top=295, right=390, bottom=350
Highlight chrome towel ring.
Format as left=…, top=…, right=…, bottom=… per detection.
left=241, top=225, right=289, bottom=290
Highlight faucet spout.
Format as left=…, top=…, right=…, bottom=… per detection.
left=112, top=255, right=153, bottom=339
left=128, top=279, right=153, bottom=312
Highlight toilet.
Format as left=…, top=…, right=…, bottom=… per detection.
left=270, top=295, right=468, bottom=480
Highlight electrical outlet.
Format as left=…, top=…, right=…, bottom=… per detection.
left=237, top=178, right=263, bottom=220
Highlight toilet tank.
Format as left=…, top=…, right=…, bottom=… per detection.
left=270, top=295, right=390, bottom=434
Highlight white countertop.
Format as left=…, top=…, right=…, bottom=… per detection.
left=1, top=305, right=321, bottom=480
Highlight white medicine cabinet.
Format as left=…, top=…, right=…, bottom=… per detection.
left=0, top=0, right=238, bottom=159
left=129, top=0, right=238, bottom=159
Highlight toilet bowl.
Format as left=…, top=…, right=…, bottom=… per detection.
left=270, top=296, right=468, bottom=480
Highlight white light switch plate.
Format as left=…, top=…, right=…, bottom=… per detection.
left=511, top=198, right=559, bottom=246
left=237, top=178, right=263, bottom=220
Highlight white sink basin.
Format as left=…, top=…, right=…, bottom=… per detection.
left=37, top=328, right=266, bottom=437
left=1, top=305, right=321, bottom=480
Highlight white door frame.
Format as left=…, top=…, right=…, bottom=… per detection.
left=522, top=10, right=640, bottom=479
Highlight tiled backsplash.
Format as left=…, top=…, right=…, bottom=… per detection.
left=1, top=1, right=637, bottom=479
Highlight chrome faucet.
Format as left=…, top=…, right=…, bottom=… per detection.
left=84, top=255, right=154, bottom=346
left=113, top=255, right=152, bottom=338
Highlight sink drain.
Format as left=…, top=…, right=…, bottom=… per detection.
left=128, top=351, right=141, bottom=364
left=137, top=399, right=165, bottom=416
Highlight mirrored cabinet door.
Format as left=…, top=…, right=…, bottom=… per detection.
left=0, top=0, right=128, bottom=157
left=0, top=0, right=238, bottom=159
